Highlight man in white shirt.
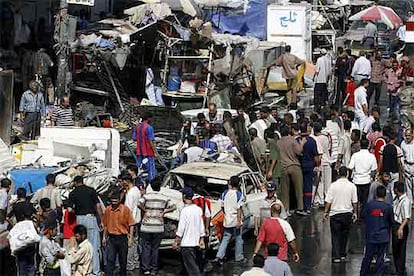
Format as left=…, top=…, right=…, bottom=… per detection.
left=353, top=79, right=370, bottom=129
left=314, top=122, right=332, bottom=206
left=314, top=49, right=332, bottom=108
left=241, top=254, right=271, bottom=276
left=336, top=120, right=352, bottom=170
left=348, top=139, right=378, bottom=215
left=0, top=179, right=11, bottom=222
left=392, top=181, right=411, bottom=276
left=123, top=174, right=142, bottom=271
left=173, top=187, right=205, bottom=276
left=215, top=176, right=245, bottom=263
left=323, top=166, right=358, bottom=263
left=351, top=51, right=371, bottom=84
left=401, top=128, right=414, bottom=204
left=209, top=123, right=232, bottom=152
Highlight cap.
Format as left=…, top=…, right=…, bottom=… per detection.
left=182, top=187, right=194, bottom=199
left=320, top=48, right=327, bottom=55
left=119, top=170, right=133, bottom=181
left=267, top=183, right=276, bottom=191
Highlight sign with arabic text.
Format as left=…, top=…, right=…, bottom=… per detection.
left=67, top=0, right=95, bottom=6
left=268, top=7, right=305, bottom=36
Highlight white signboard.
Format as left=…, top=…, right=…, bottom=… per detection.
left=267, top=7, right=305, bottom=36
left=67, top=0, right=95, bottom=6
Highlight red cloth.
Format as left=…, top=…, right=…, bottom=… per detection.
left=374, top=137, right=386, bottom=170
left=257, top=217, right=288, bottom=260
left=63, top=211, right=77, bottom=239
left=345, top=81, right=356, bottom=107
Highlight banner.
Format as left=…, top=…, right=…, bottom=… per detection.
left=67, top=0, right=95, bottom=6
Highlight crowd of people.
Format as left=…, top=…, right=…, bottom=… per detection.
left=2, top=44, right=414, bottom=276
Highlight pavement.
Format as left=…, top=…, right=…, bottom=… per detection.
left=147, top=209, right=414, bottom=276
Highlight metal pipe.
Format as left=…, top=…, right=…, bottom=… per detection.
left=103, top=61, right=125, bottom=113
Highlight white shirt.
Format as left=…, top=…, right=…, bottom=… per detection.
left=348, top=149, right=378, bottom=184
left=323, top=120, right=341, bottom=163
left=363, top=116, right=376, bottom=134
left=393, top=193, right=411, bottom=224
left=124, top=186, right=141, bottom=224
left=325, top=178, right=358, bottom=216
left=351, top=56, right=371, bottom=78
left=315, top=54, right=332, bottom=83
left=354, top=86, right=368, bottom=119
left=338, top=132, right=352, bottom=167
left=176, top=203, right=205, bottom=247
left=184, top=146, right=204, bottom=163
left=0, top=188, right=8, bottom=210
left=209, top=134, right=232, bottom=152
left=315, top=134, right=331, bottom=165
left=220, top=189, right=244, bottom=228
left=401, top=140, right=414, bottom=164
left=241, top=267, right=271, bottom=276
left=249, top=119, right=267, bottom=140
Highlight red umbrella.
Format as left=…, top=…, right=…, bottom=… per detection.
left=349, top=5, right=403, bottom=29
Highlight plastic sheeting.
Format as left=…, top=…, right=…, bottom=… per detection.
left=211, top=0, right=267, bottom=40
left=9, top=167, right=56, bottom=194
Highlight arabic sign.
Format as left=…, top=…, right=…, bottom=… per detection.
left=67, top=0, right=95, bottom=6
left=267, top=7, right=305, bottom=36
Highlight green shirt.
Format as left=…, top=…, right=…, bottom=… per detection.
left=268, top=139, right=282, bottom=178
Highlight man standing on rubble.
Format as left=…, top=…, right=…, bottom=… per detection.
left=270, top=45, right=304, bottom=104
left=19, top=80, right=46, bottom=140
left=132, top=111, right=159, bottom=183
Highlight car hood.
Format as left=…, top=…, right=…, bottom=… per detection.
left=159, top=187, right=268, bottom=221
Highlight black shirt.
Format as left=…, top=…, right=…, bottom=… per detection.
left=382, top=144, right=400, bottom=173
left=7, top=200, right=36, bottom=222
left=68, top=185, right=99, bottom=215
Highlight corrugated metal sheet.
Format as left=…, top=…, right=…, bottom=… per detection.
left=0, top=138, right=18, bottom=175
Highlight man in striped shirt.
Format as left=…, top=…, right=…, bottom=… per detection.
left=139, top=177, right=176, bottom=275
left=19, top=80, right=45, bottom=140
left=51, top=96, right=74, bottom=127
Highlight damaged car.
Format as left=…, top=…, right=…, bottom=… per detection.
left=157, top=160, right=269, bottom=250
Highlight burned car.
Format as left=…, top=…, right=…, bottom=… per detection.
left=158, top=160, right=268, bottom=249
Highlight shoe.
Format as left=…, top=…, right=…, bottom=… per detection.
left=143, top=272, right=151, bottom=275
left=384, top=256, right=391, bottom=263
left=150, top=272, right=158, bottom=276
left=340, top=257, right=346, bottom=262
left=213, top=258, right=224, bottom=265
left=296, top=210, right=308, bottom=216
left=332, top=258, right=341, bottom=263
left=235, top=258, right=248, bottom=264
left=306, top=209, right=311, bottom=215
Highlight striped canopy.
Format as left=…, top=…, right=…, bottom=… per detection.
left=349, top=5, right=403, bottom=29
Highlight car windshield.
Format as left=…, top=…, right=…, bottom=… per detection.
left=349, top=21, right=389, bottom=32
left=168, top=173, right=228, bottom=199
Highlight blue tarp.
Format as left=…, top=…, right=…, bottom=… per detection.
left=211, top=0, right=267, bottom=40
left=9, top=167, right=57, bottom=194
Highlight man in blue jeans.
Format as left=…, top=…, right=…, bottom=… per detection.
left=360, top=185, right=393, bottom=275
left=68, top=176, right=104, bottom=276
left=215, top=176, right=246, bottom=264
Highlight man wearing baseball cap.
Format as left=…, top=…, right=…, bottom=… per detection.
left=254, top=183, right=287, bottom=236
left=173, top=187, right=205, bottom=276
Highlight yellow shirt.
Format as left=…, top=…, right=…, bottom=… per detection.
left=67, top=239, right=93, bottom=276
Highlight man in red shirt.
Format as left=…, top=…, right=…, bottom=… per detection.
left=253, top=203, right=300, bottom=262
left=132, top=112, right=159, bottom=183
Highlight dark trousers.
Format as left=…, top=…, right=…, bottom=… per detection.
left=23, top=112, right=41, bottom=140
left=302, top=168, right=314, bottom=210
left=330, top=212, right=353, bottom=259
left=367, top=82, right=382, bottom=106
left=360, top=242, right=388, bottom=276
left=16, top=255, right=36, bottom=276
left=336, top=76, right=346, bottom=105
left=43, top=267, right=61, bottom=276
left=141, top=232, right=163, bottom=273
left=314, top=83, right=328, bottom=109
left=181, top=247, right=200, bottom=276
left=389, top=95, right=401, bottom=122
left=196, top=237, right=208, bottom=275
left=106, top=234, right=128, bottom=276
left=357, top=184, right=370, bottom=215
left=392, top=223, right=409, bottom=275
